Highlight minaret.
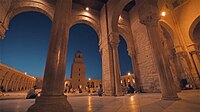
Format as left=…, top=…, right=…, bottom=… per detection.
left=70, top=51, right=86, bottom=90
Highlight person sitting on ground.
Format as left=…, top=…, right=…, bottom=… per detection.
left=0, top=85, right=4, bottom=96
left=26, top=85, right=38, bottom=99
left=128, top=84, right=135, bottom=94
left=98, top=84, right=103, bottom=96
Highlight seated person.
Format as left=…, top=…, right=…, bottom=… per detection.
left=26, top=86, right=38, bottom=99
left=98, top=84, right=103, bottom=96
left=128, top=84, right=135, bottom=94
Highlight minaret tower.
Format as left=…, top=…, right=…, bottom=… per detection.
left=70, top=51, right=86, bottom=90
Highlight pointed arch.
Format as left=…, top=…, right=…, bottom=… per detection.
left=189, top=16, right=200, bottom=44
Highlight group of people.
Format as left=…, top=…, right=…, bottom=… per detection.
left=122, top=84, right=135, bottom=94
left=26, top=83, right=135, bottom=99
left=26, top=85, right=38, bottom=99
left=64, top=83, right=104, bottom=96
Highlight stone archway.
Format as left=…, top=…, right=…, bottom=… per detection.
left=188, top=16, right=200, bottom=86
left=110, top=0, right=132, bottom=33
left=68, top=22, right=102, bottom=91
left=1, top=0, right=54, bottom=38
left=106, top=0, right=136, bottom=95
left=189, top=16, right=200, bottom=48
left=70, top=16, right=101, bottom=43
left=118, top=26, right=141, bottom=92
left=159, top=22, right=182, bottom=90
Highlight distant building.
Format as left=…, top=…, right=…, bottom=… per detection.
left=120, top=73, right=135, bottom=87
left=0, top=64, right=36, bottom=92
left=35, top=51, right=135, bottom=92
left=70, top=51, right=87, bottom=89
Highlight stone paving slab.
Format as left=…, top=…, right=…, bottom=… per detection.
left=0, top=90, right=199, bottom=112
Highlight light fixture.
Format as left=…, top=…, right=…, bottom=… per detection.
left=86, top=7, right=89, bottom=11
left=161, top=11, right=166, bottom=17
left=119, top=15, right=122, bottom=20
left=25, top=72, right=27, bottom=74
left=132, top=79, right=135, bottom=83
left=89, top=78, right=91, bottom=80
left=128, top=72, right=131, bottom=76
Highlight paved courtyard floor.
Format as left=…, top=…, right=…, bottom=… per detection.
left=0, top=90, right=199, bottom=112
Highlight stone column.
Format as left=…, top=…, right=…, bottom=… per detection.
left=176, top=51, right=197, bottom=88
left=19, top=77, right=24, bottom=91
left=138, top=0, right=180, bottom=100
left=170, top=52, right=182, bottom=91
left=15, top=79, right=20, bottom=91
left=190, top=50, right=200, bottom=77
left=109, top=32, right=122, bottom=96
left=99, top=44, right=115, bottom=96
left=23, top=78, right=27, bottom=90
left=128, top=48, right=141, bottom=92
left=27, top=0, right=73, bottom=112
left=26, top=80, right=29, bottom=89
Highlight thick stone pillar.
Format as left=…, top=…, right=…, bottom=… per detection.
left=169, top=52, right=182, bottom=91
left=27, top=0, right=73, bottom=112
left=109, top=32, right=122, bottom=96
left=99, top=44, right=115, bottom=96
left=190, top=50, right=200, bottom=77
left=138, top=0, right=180, bottom=100
left=128, top=48, right=141, bottom=92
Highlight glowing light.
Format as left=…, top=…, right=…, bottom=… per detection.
left=121, top=80, right=123, bottom=84
left=88, top=96, right=92, bottom=111
left=161, top=11, right=166, bottom=17
left=25, top=72, right=27, bottom=74
left=89, top=78, right=91, bottom=80
left=86, top=7, right=89, bottom=11
left=119, top=15, right=122, bottom=20
left=131, top=96, right=134, bottom=101
left=32, top=76, right=35, bottom=79
left=132, top=79, right=135, bottom=83
left=128, top=73, right=131, bottom=76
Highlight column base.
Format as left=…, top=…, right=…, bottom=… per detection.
left=26, top=95, right=73, bottom=112
left=115, top=91, right=124, bottom=96
left=161, top=96, right=181, bottom=101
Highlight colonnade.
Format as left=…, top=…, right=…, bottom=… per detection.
left=27, top=0, right=180, bottom=111
left=0, top=0, right=199, bottom=111
left=0, top=64, right=36, bottom=92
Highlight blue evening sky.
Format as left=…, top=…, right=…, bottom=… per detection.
left=0, top=12, right=133, bottom=80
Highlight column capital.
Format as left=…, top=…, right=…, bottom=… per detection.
left=109, top=32, right=120, bottom=48
left=187, top=44, right=199, bottom=53
left=127, top=47, right=136, bottom=57
left=190, top=50, right=200, bottom=55
left=138, top=0, right=160, bottom=26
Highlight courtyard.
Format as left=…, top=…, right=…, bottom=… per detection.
left=0, top=90, right=199, bottom=112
